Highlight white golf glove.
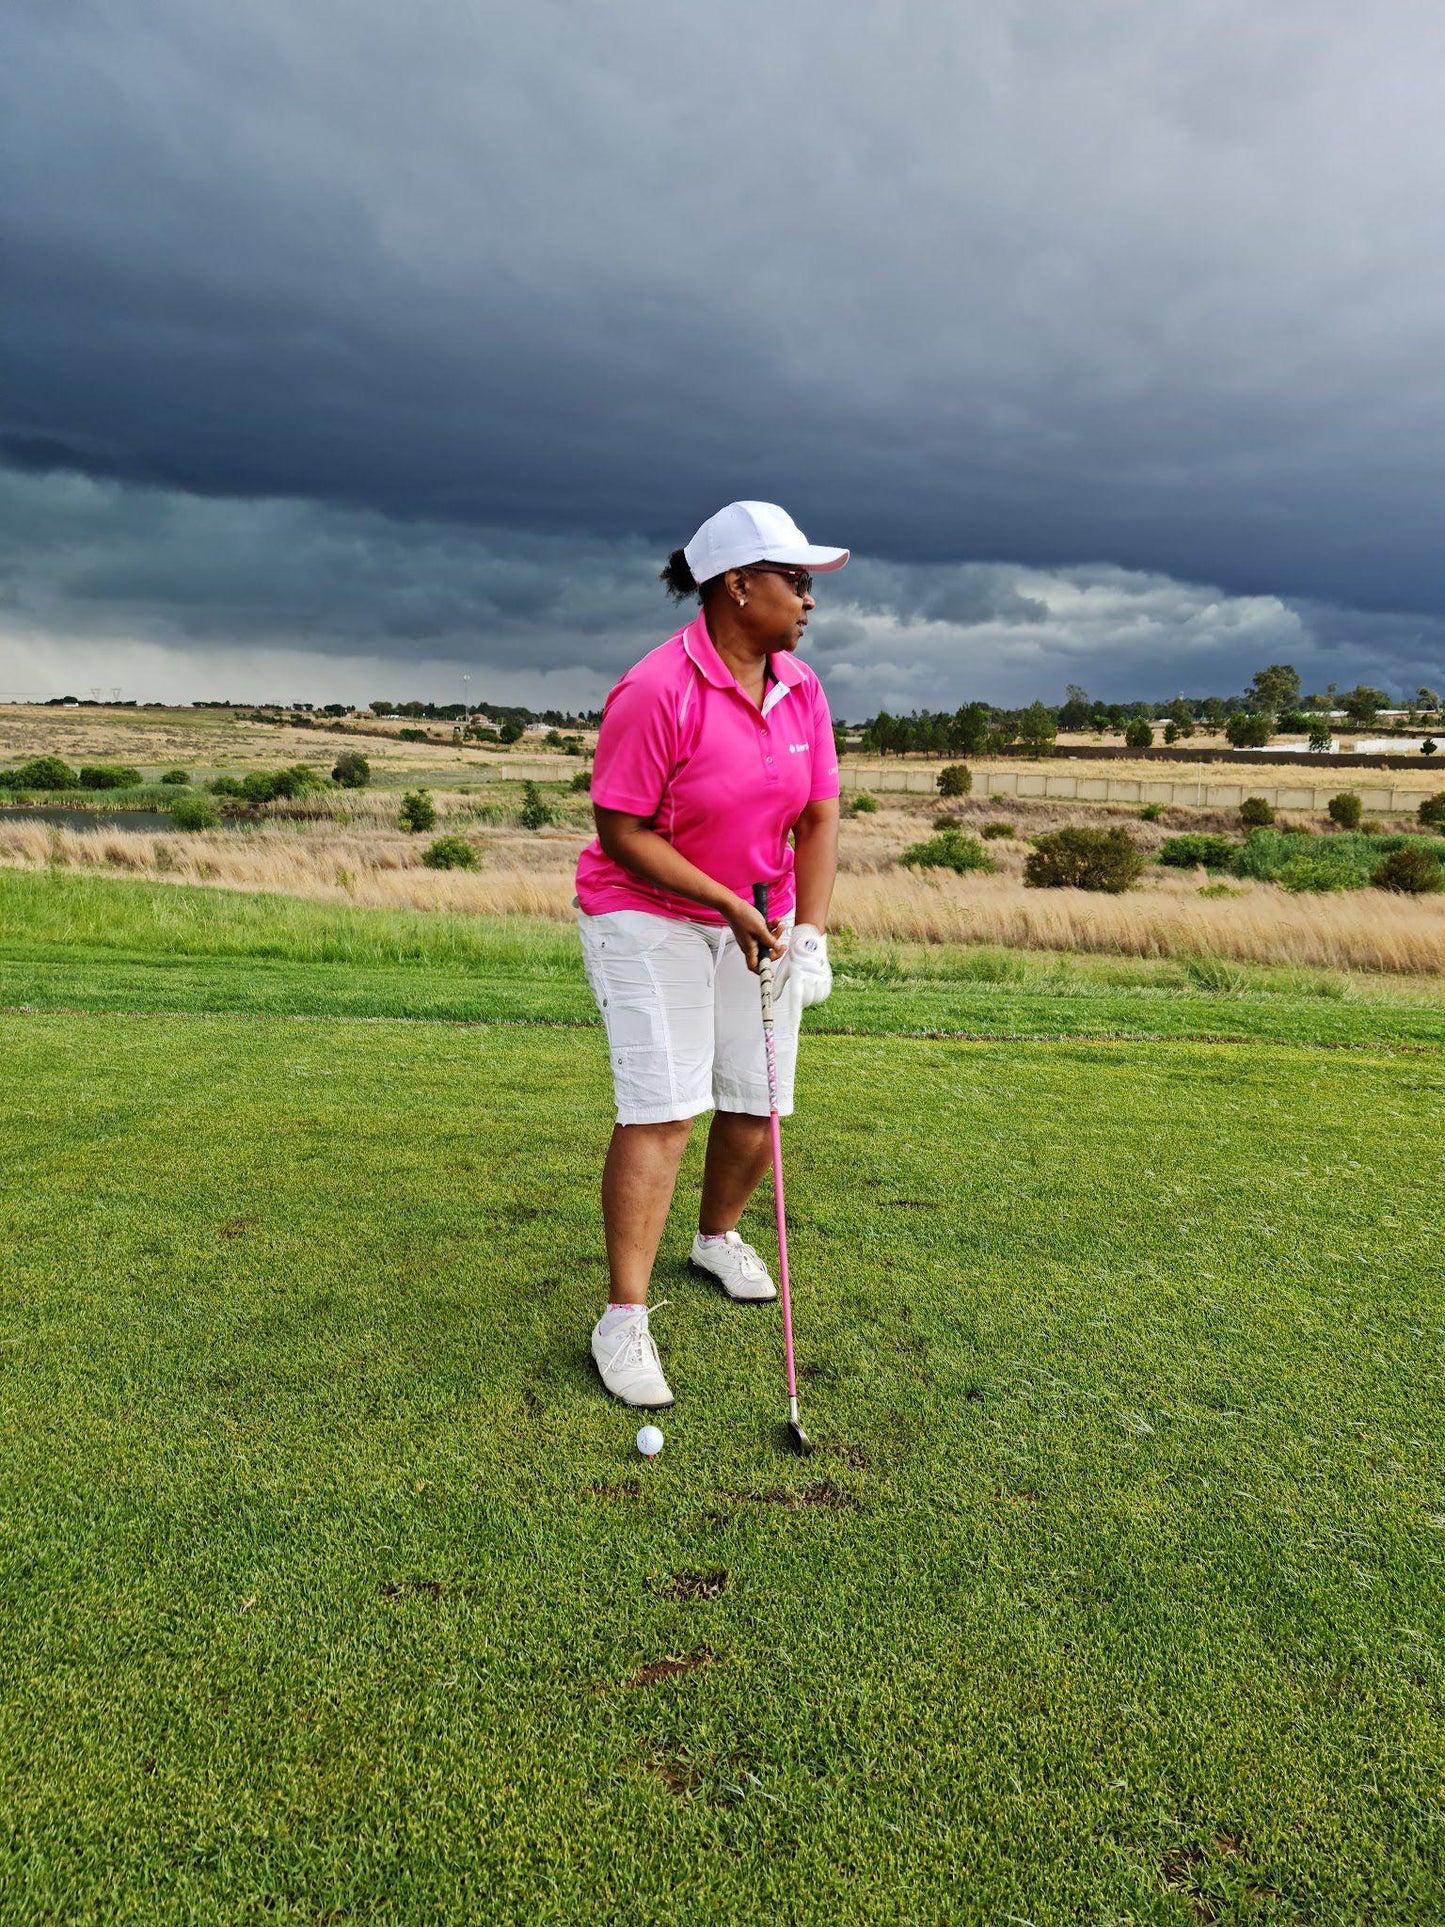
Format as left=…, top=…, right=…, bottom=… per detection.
left=773, top=923, right=832, bottom=1008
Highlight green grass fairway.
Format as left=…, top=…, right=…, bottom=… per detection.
left=3, top=874, right=1445, bottom=1921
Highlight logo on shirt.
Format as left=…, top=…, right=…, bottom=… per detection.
left=787, top=741, right=810, bottom=753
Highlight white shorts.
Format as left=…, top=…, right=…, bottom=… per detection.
left=577, top=908, right=800, bottom=1126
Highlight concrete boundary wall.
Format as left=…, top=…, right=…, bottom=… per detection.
left=839, top=763, right=1438, bottom=812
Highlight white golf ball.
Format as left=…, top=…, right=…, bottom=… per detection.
left=636, top=1424, right=664, bottom=1458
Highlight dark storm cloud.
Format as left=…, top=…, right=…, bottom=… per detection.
left=4, top=0, right=1445, bottom=697
left=3, top=470, right=1442, bottom=713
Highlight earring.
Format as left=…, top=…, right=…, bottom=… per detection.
left=736, top=594, right=747, bottom=607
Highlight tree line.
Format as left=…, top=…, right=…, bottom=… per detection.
left=846, top=667, right=1442, bottom=756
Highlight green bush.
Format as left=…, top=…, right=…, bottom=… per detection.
left=332, top=751, right=371, bottom=789
left=79, top=764, right=143, bottom=790
left=899, top=829, right=996, bottom=875
left=1024, top=826, right=1144, bottom=892
left=1327, top=792, right=1362, bottom=830
left=980, top=821, right=1014, bottom=840
left=851, top=792, right=878, bottom=813
left=1240, top=796, right=1275, bottom=827
left=1371, top=846, right=1444, bottom=893
left=398, top=727, right=429, bottom=743
left=1225, top=713, right=1273, bottom=748
left=168, top=796, right=221, bottom=832
left=398, top=789, right=437, bottom=833
left=8, top=756, right=78, bottom=790
left=1139, top=802, right=1165, bottom=822
left=1124, top=719, right=1153, bottom=749
left=931, top=812, right=957, bottom=832
left=209, top=775, right=243, bottom=796
left=519, top=781, right=555, bottom=830
left=1418, top=792, right=1445, bottom=830
left=422, top=834, right=479, bottom=870
left=159, top=768, right=190, bottom=786
left=1157, top=833, right=1238, bottom=871
left=1278, top=853, right=1364, bottom=894
left=570, top=768, right=592, bottom=793
left=937, top=764, right=972, bottom=797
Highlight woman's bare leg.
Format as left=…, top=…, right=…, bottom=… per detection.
left=698, top=1110, right=772, bottom=1236
left=601, top=1118, right=694, bottom=1304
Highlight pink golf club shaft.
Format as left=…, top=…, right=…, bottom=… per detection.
left=753, top=883, right=801, bottom=1427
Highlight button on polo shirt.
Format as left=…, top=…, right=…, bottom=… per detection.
left=575, top=614, right=839, bottom=925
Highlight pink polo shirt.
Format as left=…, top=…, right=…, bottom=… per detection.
left=575, top=614, right=839, bottom=925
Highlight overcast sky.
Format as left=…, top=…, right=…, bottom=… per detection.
left=4, top=0, right=1445, bottom=713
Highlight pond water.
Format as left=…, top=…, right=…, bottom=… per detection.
left=0, top=806, right=177, bottom=833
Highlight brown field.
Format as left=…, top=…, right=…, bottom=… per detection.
left=0, top=702, right=581, bottom=781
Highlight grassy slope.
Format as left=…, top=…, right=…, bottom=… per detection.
left=3, top=869, right=1444, bottom=1047
left=3, top=1012, right=1444, bottom=1923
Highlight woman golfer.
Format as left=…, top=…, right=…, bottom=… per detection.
left=575, top=501, right=847, bottom=1407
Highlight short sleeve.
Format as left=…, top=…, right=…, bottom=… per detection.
left=806, top=673, right=840, bottom=802
left=589, top=669, right=679, bottom=816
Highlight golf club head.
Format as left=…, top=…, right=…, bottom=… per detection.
left=784, top=1417, right=814, bottom=1456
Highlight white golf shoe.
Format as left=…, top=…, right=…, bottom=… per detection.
left=590, top=1308, right=674, bottom=1409
left=689, top=1231, right=778, bottom=1303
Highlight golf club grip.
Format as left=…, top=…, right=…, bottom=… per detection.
left=752, top=881, right=769, bottom=917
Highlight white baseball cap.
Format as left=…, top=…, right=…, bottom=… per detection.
left=682, top=501, right=849, bottom=586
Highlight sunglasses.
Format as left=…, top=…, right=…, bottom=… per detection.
left=745, top=562, right=814, bottom=599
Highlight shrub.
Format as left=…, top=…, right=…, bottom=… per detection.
left=169, top=796, right=221, bottom=831
left=1139, top=802, right=1165, bottom=821
left=240, top=771, right=281, bottom=805
left=931, top=811, right=957, bottom=832
left=422, top=835, right=479, bottom=870
left=1278, top=853, right=1364, bottom=894
left=1024, top=826, right=1144, bottom=892
left=937, top=764, right=972, bottom=797
left=980, top=821, right=1014, bottom=840
left=79, top=764, right=143, bottom=789
left=571, top=768, right=592, bottom=793
left=332, top=751, right=371, bottom=789
left=398, top=726, right=429, bottom=743
left=1157, top=833, right=1237, bottom=871
left=1418, top=792, right=1445, bottom=830
left=1163, top=722, right=1180, bottom=744
left=851, top=792, right=878, bottom=813
left=1371, top=846, right=1444, bottom=893
left=1240, top=796, right=1275, bottom=827
left=1225, top=713, right=1273, bottom=748
left=519, top=780, right=555, bottom=830
left=398, top=788, right=437, bottom=833
left=1424, top=737, right=1439, bottom=757
left=209, top=775, right=243, bottom=796
left=1124, top=719, right=1153, bottom=749
left=1307, top=719, right=1334, bottom=753
left=160, top=768, right=190, bottom=786
left=1327, top=791, right=1362, bottom=830
left=899, top=829, right=996, bottom=874
left=8, top=756, right=78, bottom=790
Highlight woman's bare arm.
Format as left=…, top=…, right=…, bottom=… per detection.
left=592, top=807, right=782, bottom=967
left=791, top=796, right=840, bottom=930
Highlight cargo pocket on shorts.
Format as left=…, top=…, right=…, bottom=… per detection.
left=578, top=916, right=680, bottom=1116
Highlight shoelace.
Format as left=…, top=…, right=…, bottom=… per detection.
left=605, top=1300, right=668, bottom=1374
left=735, top=1243, right=767, bottom=1278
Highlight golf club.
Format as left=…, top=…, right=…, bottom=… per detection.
left=753, top=881, right=814, bottom=1455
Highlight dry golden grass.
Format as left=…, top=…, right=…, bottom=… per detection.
left=0, top=704, right=581, bottom=781
left=5, top=802, right=1445, bottom=977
